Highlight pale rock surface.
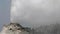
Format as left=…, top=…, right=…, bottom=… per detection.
left=0, top=23, right=29, bottom=34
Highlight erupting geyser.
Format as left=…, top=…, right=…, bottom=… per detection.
left=10, top=0, right=60, bottom=27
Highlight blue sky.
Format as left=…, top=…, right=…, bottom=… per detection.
left=0, top=0, right=10, bottom=31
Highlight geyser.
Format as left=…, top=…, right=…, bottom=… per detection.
left=10, top=0, right=60, bottom=28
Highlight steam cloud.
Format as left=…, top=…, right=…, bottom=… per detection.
left=10, top=0, right=60, bottom=28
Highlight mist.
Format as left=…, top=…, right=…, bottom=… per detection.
left=10, top=0, right=60, bottom=28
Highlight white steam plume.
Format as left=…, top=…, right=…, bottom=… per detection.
left=10, top=0, right=60, bottom=28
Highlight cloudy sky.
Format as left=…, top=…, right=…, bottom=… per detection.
left=0, top=0, right=10, bottom=31
left=11, top=0, right=60, bottom=28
